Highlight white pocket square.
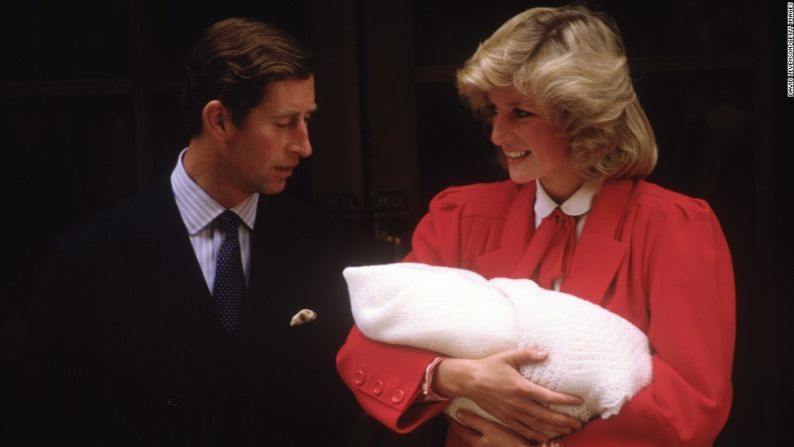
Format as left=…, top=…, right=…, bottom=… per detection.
left=289, top=308, right=317, bottom=326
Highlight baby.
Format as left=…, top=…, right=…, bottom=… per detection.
left=343, top=262, right=652, bottom=425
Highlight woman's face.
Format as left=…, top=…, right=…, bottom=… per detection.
left=487, top=86, right=582, bottom=202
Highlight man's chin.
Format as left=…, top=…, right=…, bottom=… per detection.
left=260, top=180, right=287, bottom=195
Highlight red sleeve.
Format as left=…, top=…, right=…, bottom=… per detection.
left=563, top=198, right=735, bottom=446
left=403, top=188, right=465, bottom=266
left=336, top=326, right=445, bottom=432
left=335, top=189, right=466, bottom=432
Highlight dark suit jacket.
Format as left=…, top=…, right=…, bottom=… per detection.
left=24, top=177, right=359, bottom=446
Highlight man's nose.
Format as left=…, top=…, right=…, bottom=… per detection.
left=291, top=123, right=312, bottom=157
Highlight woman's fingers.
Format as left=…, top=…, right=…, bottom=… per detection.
left=506, top=415, right=556, bottom=442
left=511, top=413, right=563, bottom=438
left=437, top=347, right=585, bottom=441
left=448, top=418, right=486, bottom=446
left=522, top=378, right=583, bottom=406
left=454, top=410, right=540, bottom=446
left=500, top=346, right=549, bottom=366
left=515, top=383, right=582, bottom=431
left=496, top=397, right=578, bottom=436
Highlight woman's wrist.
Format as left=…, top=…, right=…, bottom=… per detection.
left=434, top=357, right=472, bottom=399
left=421, top=357, right=451, bottom=401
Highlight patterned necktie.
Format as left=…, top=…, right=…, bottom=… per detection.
left=212, top=210, right=246, bottom=333
left=533, top=207, right=577, bottom=289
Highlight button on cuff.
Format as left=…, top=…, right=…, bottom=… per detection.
left=353, top=370, right=365, bottom=386
left=391, top=389, right=405, bottom=404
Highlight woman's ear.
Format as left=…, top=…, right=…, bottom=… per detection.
left=202, top=100, right=231, bottom=141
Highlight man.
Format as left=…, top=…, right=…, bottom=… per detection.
left=24, top=17, right=357, bottom=446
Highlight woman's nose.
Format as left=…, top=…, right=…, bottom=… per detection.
left=490, top=113, right=511, bottom=147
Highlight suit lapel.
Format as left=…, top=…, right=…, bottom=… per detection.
left=237, top=194, right=298, bottom=334
left=474, top=179, right=633, bottom=306
left=120, top=180, right=230, bottom=374
left=474, top=182, right=537, bottom=279
left=560, top=180, right=634, bottom=305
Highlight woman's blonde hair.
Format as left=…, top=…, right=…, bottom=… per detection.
left=456, top=4, right=657, bottom=180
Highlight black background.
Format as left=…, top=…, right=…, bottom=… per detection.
left=1, top=1, right=790, bottom=445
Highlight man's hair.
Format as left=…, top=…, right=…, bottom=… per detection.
left=456, top=4, right=657, bottom=181
left=182, top=17, right=314, bottom=136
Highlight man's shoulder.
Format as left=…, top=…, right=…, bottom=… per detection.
left=57, top=180, right=173, bottom=256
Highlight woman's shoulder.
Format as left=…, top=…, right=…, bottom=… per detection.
left=428, top=180, right=522, bottom=217
left=628, top=179, right=719, bottom=224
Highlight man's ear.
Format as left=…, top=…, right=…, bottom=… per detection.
left=202, top=100, right=233, bottom=141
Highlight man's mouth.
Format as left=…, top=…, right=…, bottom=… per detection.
left=274, top=164, right=297, bottom=177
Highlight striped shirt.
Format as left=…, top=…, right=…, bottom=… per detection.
left=170, top=148, right=258, bottom=292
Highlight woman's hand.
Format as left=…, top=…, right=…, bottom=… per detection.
left=434, top=347, right=582, bottom=443
left=450, top=410, right=564, bottom=446
left=449, top=410, right=532, bottom=446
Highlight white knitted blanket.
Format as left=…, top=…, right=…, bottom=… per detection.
left=343, top=262, right=652, bottom=424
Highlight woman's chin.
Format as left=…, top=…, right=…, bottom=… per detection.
left=508, top=170, right=535, bottom=185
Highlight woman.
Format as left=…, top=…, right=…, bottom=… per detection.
left=336, top=4, right=734, bottom=446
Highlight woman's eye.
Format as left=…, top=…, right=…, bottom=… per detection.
left=481, top=105, right=496, bottom=123
left=513, top=109, right=534, bottom=119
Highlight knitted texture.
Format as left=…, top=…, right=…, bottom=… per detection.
left=343, top=262, right=652, bottom=424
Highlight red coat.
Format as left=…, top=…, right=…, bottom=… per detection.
left=337, top=179, right=735, bottom=446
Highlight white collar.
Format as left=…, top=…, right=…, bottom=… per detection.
left=534, top=178, right=602, bottom=219
left=171, top=148, right=258, bottom=235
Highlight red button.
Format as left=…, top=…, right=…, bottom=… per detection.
left=372, top=380, right=384, bottom=395
left=353, top=370, right=365, bottom=386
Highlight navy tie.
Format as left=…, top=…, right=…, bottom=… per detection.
left=212, top=210, right=246, bottom=333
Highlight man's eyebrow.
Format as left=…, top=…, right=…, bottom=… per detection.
left=274, top=104, right=318, bottom=118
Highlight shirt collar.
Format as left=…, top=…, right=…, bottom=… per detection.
left=534, top=178, right=602, bottom=219
left=171, top=148, right=258, bottom=235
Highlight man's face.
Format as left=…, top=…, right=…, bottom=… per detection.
left=222, top=76, right=316, bottom=196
